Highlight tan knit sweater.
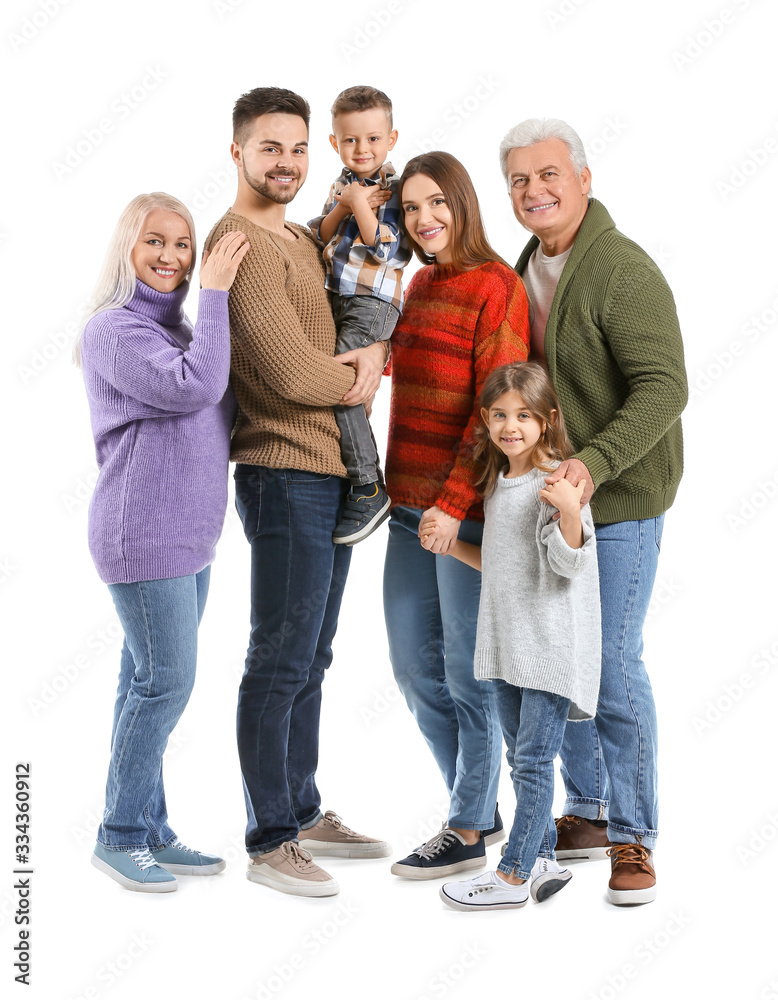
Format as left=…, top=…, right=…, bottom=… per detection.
left=204, top=212, right=356, bottom=475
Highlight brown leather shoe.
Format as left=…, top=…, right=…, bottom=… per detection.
left=607, top=842, right=656, bottom=905
left=554, top=815, right=611, bottom=860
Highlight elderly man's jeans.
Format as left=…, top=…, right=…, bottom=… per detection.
left=559, top=515, right=664, bottom=849
left=234, top=465, right=352, bottom=856
left=383, top=506, right=501, bottom=830
left=100, top=566, right=210, bottom=850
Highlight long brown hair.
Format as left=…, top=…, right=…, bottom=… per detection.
left=399, top=152, right=510, bottom=270
left=475, top=362, right=573, bottom=498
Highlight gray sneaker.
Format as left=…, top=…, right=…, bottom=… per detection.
left=298, top=810, right=391, bottom=858
left=246, top=841, right=339, bottom=897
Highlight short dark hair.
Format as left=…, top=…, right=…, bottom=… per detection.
left=232, top=87, right=311, bottom=145
left=331, top=85, right=393, bottom=128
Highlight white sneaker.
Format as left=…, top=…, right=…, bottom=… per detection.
left=530, top=857, right=572, bottom=902
left=246, top=841, right=339, bottom=897
left=439, top=869, right=529, bottom=911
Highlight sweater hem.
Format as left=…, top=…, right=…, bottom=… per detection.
left=591, top=484, right=679, bottom=525
left=475, top=651, right=597, bottom=721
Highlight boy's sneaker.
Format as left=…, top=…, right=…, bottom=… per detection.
left=554, top=815, right=612, bottom=860
left=529, top=857, right=573, bottom=902
left=607, top=842, right=656, bottom=905
left=91, top=843, right=177, bottom=893
left=246, top=841, right=339, bottom=897
left=151, top=838, right=226, bottom=875
left=297, top=810, right=391, bottom=858
left=482, top=805, right=504, bottom=847
left=390, top=828, right=486, bottom=880
left=332, top=485, right=391, bottom=545
left=439, top=869, right=529, bottom=911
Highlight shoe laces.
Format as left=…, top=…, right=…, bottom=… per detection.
left=607, top=842, right=652, bottom=871
left=417, top=828, right=458, bottom=860
left=282, top=842, right=315, bottom=868
left=128, top=847, right=159, bottom=871
left=555, top=814, right=582, bottom=832
left=167, top=838, right=197, bottom=855
left=322, top=811, right=358, bottom=836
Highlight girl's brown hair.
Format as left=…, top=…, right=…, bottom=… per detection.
left=475, top=362, right=573, bottom=498
left=399, top=152, right=510, bottom=270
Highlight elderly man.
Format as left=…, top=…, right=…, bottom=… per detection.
left=500, top=118, right=687, bottom=905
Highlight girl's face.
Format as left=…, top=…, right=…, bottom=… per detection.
left=401, top=173, right=454, bottom=264
left=481, top=390, right=547, bottom=476
left=131, top=209, right=193, bottom=293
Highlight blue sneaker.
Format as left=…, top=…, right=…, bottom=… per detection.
left=151, top=839, right=226, bottom=876
left=390, top=828, right=486, bottom=880
left=332, top=485, right=392, bottom=545
left=482, top=805, right=504, bottom=847
left=91, top=843, right=177, bottom=893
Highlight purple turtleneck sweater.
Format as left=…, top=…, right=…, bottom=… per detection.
left=80, top=279, right=236, bottom=584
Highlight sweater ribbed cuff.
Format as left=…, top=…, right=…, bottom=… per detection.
left=572, top=446, right=611, bottom=489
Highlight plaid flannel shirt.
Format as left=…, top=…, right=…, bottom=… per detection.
left=308, top=162, right=411, bottom=311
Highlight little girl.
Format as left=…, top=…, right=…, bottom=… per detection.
left=422, top=361, right=602, bottom=911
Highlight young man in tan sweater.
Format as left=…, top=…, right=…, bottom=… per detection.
left=206, top=87, right=390, bottom=897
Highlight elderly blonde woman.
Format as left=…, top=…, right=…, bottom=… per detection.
left=77, top=193, right=248, bottom=892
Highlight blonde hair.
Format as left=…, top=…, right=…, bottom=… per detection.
left=73, top=192, right=196, bottom=366
left=475, top=362, right=573, bottom=498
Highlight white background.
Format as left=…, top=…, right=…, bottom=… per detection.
left=3, top=0, right=778, bottom=997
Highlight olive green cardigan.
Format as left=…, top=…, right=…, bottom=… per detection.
left=515, top=199, right=688, bottom=525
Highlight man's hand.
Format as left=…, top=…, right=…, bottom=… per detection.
left=336, top=341, right=385, bottom=406
left=418, top=506, right=460, bottom=555
left=543, top=458, right=594, bottom=507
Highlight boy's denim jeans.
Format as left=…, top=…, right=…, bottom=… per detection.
left=559, top=515, right=664, bottom=849
left=99, top=566, right=210, bottom=850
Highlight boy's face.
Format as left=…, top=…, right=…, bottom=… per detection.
left=329, top=108, right=397, bottom=180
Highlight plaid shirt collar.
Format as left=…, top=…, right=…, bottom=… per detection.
left=339, top=161, right=396, bottom=189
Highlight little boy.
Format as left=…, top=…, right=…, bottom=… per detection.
left=309, top=85, right=411, bottom=545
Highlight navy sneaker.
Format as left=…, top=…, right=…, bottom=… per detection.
left=482, top=805, right=504, bottom=847
left=332, top=486, right=391, bottom=545
left=390, top=828, right=486, bottom=880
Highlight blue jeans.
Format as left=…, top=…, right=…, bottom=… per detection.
left=494, top=682, right=571, bottom=880
left=383, top=506, right=501, bottom=830
left=234, top=465, right=352, bottom=856
left=559, top=516, right=664, bottom=849
left=99, top=566, right=210, bottom=850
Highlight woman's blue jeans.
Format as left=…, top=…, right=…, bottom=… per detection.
left=383, top=506, right=501, bottom=830
left=494, top=682, right=571, bottom=881
left=99, top=566, right=210, bottom=851
left=559, top=516, right=664, bottom=849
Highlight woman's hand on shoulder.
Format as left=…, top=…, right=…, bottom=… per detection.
left=418, top=505, right=461, bottom=554
left=200, top=231, right=250, bottom=292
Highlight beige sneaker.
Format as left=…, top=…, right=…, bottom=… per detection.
left=298, top=810, right=392, bottom=858
left=246, top=841, right=339, bottom=897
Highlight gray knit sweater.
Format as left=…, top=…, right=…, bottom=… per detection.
left=475, top=468, right=601, bottom=721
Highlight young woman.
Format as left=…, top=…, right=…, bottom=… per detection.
left=423, top=362, right=601, bottom=911
left=77, top=193, right=248, bottom=892
left=383, top=152, right=530, bottom=878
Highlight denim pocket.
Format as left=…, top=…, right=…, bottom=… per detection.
left=287, top=471, right=332, bottom=484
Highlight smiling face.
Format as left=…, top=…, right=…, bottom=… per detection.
left=232, top=112, right=309, bottom=206
left=401, top=173, right=455, bottom=264
left=330, top=108, right=397, bottom=180
left=131, top=209, right=193, bottom=293
left=506, top=138, right=591, bottom=256
left=482, top=389, right=548, bottom=477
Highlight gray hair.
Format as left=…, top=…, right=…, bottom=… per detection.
left=73, top=192, right=196, bottom=367
left=499, top=118, right=588, bottom=183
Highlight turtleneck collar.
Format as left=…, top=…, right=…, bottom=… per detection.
left=126, top=278, right=189, bottom=327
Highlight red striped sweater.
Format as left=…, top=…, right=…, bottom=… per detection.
left=385, top=261, right=530, bottom=521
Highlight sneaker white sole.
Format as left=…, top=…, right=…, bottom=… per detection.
left=246, top=865, right=340, bottom=897
left=297, top=838, right=392, bottom=859
left=530, top=868, right=573, bottom=902
left=332, top=499, right=392, bottom=545
left=91, top=854, right=177, bottom=893
left=390, top=856, right=486, bottom=880
left=439, top=885, right=528, bottom=911
left=608, top=884, right=657, bottom=905
left=155, top=860, right=226, bottom=876
left=556, top=846, right=610, bottom=861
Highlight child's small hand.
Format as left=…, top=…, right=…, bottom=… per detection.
left=539, top=478, right=586, bottom=517
left=334, top=181, right=370, bottom=210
